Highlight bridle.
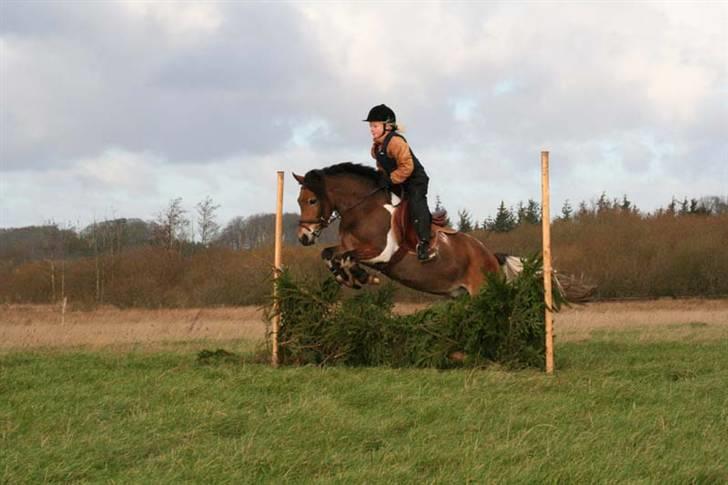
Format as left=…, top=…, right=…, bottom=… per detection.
left=298, top=185, right=385, bottom=237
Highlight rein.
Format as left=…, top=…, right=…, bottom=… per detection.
left=298, top=186, right=385, bottom=235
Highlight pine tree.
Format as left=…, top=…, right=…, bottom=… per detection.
left=434, top=195, right=452, bottom=227
left=560, top=199, right=573, bottom=220
left=619, top=195, right=632, bottom=213
left=493, top=201, right=516, bottom=233
left=524, top=199, right=540, bottom=224
left=516, top=201, right=526, bottom=225
left=577, top=201, right=589, bottom=219
left=596, top=192, right=611, bottom=213
left=517, top=200, right=540, bottom=225
left=457, top=209, right=473, bottom=232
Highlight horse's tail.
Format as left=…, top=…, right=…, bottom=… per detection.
left=494, top=252, right=597, bottom=302
left=494, top=252, right=524, bottom=283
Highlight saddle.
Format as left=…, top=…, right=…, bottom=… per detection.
left=386, top=199, right=457, bottom=267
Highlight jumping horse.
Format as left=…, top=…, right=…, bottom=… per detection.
left=293, top=163, right=520, bottom=297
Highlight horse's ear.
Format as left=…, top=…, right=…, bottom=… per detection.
left=292, top=173, right=306, bottom=185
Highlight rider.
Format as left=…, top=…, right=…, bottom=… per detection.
left=364, top=104, right=436, bottom=262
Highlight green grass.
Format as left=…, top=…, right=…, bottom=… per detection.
left=2, top=336, right=728, bottom=483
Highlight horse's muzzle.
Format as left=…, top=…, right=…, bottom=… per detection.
left=297, top=226, right=318, bottom=246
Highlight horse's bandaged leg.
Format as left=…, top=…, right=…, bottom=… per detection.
left=322, top=246, right=351, bottom=286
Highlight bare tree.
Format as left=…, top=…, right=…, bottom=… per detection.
left=154, top=198, right=191, bottom=250
left=196, top=196, right=220, bottom=246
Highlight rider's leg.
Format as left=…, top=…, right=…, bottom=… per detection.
left=407, top=180, right=435, bottom=262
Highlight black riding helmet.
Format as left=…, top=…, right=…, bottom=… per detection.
left=363, top=104, right=396, bottom=124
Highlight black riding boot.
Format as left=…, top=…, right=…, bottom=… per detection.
left=407, top=179, right=437, bottom=263
left=416, top=240, right=434, bottom=261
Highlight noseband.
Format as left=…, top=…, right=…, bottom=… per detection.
left=297, top=212, right=339, bottom=238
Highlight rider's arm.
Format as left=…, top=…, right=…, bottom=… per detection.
left=371, top=143, right=386, bottom=173
left=386, top=137, right=414, bottom=184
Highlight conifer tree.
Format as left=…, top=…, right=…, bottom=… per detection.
left=434, top=195, right=452, bottom=227
left=620, top=195, right=633, bottom=213
left=457, top=209, right=473, bottom=232
left=493, top=201, right=516, bottom=232
left=560, top=199, right=573, bottom=220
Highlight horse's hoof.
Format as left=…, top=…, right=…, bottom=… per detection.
left=448, top=351, right=466, bottom=363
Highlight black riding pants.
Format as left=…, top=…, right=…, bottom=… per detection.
left=404, top=177, right=431, bottom=243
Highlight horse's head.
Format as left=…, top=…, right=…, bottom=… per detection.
left=293, top=171, right=332, bottom=246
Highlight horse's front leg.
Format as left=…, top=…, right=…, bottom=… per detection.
left=321, top=247, right=379, bottom=289
left=339, top=250, right=381, bottom=289
left=321, top=246, right=353, bottom=287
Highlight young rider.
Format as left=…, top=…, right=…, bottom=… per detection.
left=364, top=104, right=436, bottom=262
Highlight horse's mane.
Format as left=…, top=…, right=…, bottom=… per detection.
left=303, top=162, right=378, bottom=196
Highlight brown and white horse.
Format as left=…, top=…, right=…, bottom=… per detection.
left=293, top=163, right=519, bottom=297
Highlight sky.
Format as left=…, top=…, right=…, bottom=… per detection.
left=1, top=0, right=727, bottom=231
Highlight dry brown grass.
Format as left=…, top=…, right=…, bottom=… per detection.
left=2, top=299, right=727, bottom=351
left=557, top=298, right=728, bottom=342
left=0, top=304, right=266, bottom=351
left=394, top=300, right=728, bottom=343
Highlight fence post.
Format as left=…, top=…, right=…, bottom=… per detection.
left=272, top=171, right=284, bottom=367
left=541, top=151, right=555, bottom=374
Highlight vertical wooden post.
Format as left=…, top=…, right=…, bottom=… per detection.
left=541, top=151, right=554, bottom=374
left=61, top=296, right=67, bottom=326
left=272, top=171, right=285, bottom=367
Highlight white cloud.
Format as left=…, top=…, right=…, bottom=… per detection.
left=119, top=0, right=223, bottom=45
left=1, top=1, right=727, bottom=228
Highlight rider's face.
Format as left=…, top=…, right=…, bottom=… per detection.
left=369, top=121, right=385, bottom=139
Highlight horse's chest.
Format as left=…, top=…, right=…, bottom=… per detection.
left=361, top=198, right=400, bottom=265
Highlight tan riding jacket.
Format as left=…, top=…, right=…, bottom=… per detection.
left=370, top=132, right=414, bottom=185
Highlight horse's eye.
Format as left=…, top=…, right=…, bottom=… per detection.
left=308, top=198, right=318, bottom=205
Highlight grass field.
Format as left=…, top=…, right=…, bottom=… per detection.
left=2, top=301, right=728, bottom=483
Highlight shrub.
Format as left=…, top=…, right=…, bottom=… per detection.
left=268, top=256, right=561, bottom=369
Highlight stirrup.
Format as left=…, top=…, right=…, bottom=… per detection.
left=417, top=242, right=437, bottom=263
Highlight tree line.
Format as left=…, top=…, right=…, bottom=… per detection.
left=4, top=193, right=725, bottom=266
left=1, top=192, right=727, bottom=307
left=454, top=194, right=728, bottom=233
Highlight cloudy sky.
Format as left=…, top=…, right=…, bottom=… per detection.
left=1, top=1, right=727, bottom=231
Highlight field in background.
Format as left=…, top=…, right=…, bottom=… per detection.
left=3, top=299, right=728, bottom=350
left=0, top=305, right=265, bottom=351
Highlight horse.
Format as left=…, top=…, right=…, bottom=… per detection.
left=293, top=162, right=521, bottom=298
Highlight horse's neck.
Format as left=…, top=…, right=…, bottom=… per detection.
left=328, top=184, right=374, bottom=213
left=336, top=191, right=388, bottom=236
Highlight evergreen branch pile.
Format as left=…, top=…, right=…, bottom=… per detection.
left=266, top=256, right=563, bottom=369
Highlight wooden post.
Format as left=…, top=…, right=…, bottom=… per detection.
left=272, top=171, right=285, bottom=367
left=61, top=296, right=67, bottom=325
left=541, top=151, right=554, bottom=374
